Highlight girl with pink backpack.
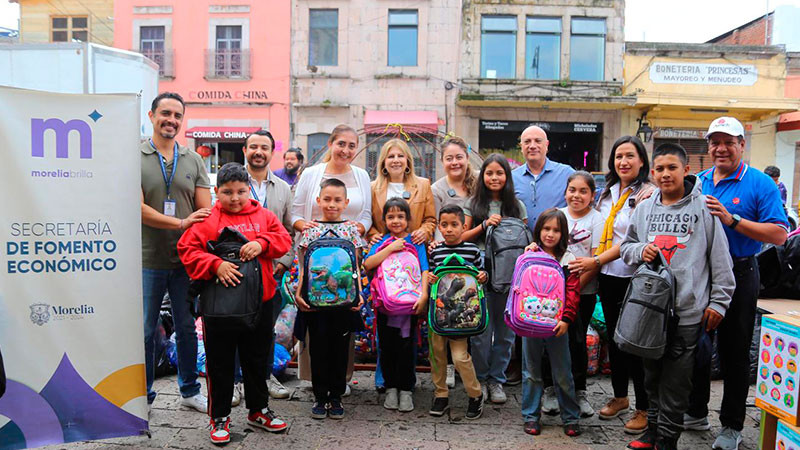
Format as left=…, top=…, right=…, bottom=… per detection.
left=364, top=197, right=430, bottom=413
left=518, top=208, right=582, bottom=438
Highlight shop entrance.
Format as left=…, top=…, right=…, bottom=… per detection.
left=478, top=120, right=602, bottom=171
left=196, top=140, right=246, bottom=176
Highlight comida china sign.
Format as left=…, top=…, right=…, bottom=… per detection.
left=649, top=62, right=758, bottom=86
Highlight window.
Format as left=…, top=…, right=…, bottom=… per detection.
left=366, top=134, right=435, bottom=180
left=525, top=17, right=560, bottom=80
left=215, top=25, right=243, bottom=77
left=139, top=26, right=167, bottom=76
left=51, top=16, right=88, bottom=42
left=308, top=133, right=330, bottom=163
left=309, top=9, right=338, bottom=66
left=481, top=16, right=517, bottom=79
left=570, top=17, right=606, bottom=81
left=388, top=10, right=418, bottom=66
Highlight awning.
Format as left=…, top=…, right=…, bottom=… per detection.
left=363, top=110, right=439, bottom=134
left=778, top=112, right=800, bottom=132
left=184, top=126, right=262, bottom=141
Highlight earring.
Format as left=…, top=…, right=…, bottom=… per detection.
left=405, top=167, right=411, bottom=174
left=382, top=167, right=389, bottom=175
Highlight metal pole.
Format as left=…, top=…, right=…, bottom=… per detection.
left=765, top=0, right=770, bottom=45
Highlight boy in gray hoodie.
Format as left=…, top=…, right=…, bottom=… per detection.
left=620, top=143, right=735, bottom=450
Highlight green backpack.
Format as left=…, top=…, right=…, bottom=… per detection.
left=428, top=253, right=488, bottom=338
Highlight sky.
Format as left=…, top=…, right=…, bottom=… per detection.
left=0, top=0, right=797, bottom=42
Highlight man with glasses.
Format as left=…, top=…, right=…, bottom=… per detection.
left=512, top=125, right=575, bottom=227
left=685, top=117, right=788, bottom=450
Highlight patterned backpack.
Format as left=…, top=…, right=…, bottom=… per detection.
left=370, top=238, right=423, bottom=315
left=428, top=253, right=488, bottom=338
left=301, top=229, right=360, bottom=309
left=504, top=251, right=566, bottom=338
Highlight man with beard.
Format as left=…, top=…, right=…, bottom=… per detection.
left=141, top=92, right=211, bottom=413
left=237, top=129, right=295, bottom=401
left=274, top=147, right=304, bottom=187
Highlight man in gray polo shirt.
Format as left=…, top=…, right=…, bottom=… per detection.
left=141, top=92, right=211, bottom=412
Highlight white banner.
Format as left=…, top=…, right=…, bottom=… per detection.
left=0, top=86, right=147, bottom=449
left=649, top=62, right=758, bottom=86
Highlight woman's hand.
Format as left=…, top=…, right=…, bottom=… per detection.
left=355, top=222, right=366, bottom=236
left=410, top=229, right=428, bottom=245
left=553, top=320, right=569, bottom=338
left=568, top=257, right=598, bottom=274
left=239, top=241, right=262, bottom=262
left=428, top=240, right=443, bottom=252
left=525, top=242, right=540, bottom=252
left=216, top=261, right=242, bottom=287
left=297, top=220, right=320, bottom=232
left=369, top=233, right=383, bottom=246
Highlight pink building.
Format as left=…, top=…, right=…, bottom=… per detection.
left=113, top=1, right=290, bottom=172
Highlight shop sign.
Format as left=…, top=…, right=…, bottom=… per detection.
left=188, top=130, right=250, bottom=140
left=479, top=120, right=601, bottom=133
left=653, top=128, right=706, bottom=139
left=649, top=62, right=758, bottom=86
left=186, top=90, right=270, bottom=103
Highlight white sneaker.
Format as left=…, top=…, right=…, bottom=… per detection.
left=343, top=384, right=352, bottom=397
left=446, top=364, right=456, bottom=388
left=181, top=393, right=208, bottom=413
left=268, top=375, right=290, bottom=399
left=384, top=388, right=399, bottom=410
left=577, top=390, right=595, bottom=418
left=488, top=383, right=506, bottom=404
left=231, top=383, right=243, bottom=407
left=712, top=426, right=742, bottom=450
left=542, top=386, right=560, bottom=415
left=481, top=384, right=488, bottom=402
left=398, top=390, right=414, bottom=412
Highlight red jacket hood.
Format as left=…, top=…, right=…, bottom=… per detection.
left=213, top=198, right=262, bottom=215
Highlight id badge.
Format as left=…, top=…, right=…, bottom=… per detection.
left=163, top=199, right=177, bottom=217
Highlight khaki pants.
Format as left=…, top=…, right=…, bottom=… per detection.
left=430, top=333, right=481, bottom=398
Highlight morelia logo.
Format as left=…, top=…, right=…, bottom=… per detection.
left=29, top=302, right=96, bottom=325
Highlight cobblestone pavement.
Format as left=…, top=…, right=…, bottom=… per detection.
left=44, top=371, right=761, bottom=450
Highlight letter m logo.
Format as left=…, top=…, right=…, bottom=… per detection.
left=31, top=118, right=92, bottom=159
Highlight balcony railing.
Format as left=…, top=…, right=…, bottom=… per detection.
left=138, top=48, right=174, bottom=78
left=205, top=48, right=251, bottom=80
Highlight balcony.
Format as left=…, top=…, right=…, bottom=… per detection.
left=139, top=48, right=174, bottom=78
left=205, top=49, right=251, bottom=80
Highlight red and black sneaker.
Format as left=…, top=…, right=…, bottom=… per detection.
left=523, top=420, right=541, bottom=436
left=564, top=423, right=582, bottom=437
left=209, top=416, right=231, bottom=445
left=247, top=408, right=289, bottom=433
left=628, top=430, right=657, bottom=449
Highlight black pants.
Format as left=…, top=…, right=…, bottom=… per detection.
left=687, top=257, right=759, bottom=431
left=599, top=273, right=649, bottom=410
left=0, top=346, right=5, bottom=399
left=377, top=312, right=417, bottom=391
left=644, top=325, right=701, bottom=441
left=308, top=314, right=351, bottom=403
left=543, top=293, right=596, bottom=391
left=204, top=301, right=274, bottom=419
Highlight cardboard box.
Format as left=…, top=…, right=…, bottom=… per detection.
left=776, top=419, right=800, bottom=450
left=762, top=410, right=779, bottom=450
left=756, top=315, right=800, bottom=426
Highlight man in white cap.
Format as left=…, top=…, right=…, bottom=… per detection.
left=683, top=117, right=788, bottom=450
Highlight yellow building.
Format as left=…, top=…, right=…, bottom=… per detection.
left=623, top=42, right=799, bottom=175
left=11, top=0, right=114, bottom=46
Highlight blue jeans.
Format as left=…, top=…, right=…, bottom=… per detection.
left=521, top=334, right=580, bottom=424
left=470, top=290, right=515, bottom=384
left=143, top=267, right=201, bottom=403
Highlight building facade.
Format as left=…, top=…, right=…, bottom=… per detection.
left=11, top=0, right=114, bottom=46
left=113, top=0, right=291, bottom=173
left=454, top=0, right=634, bottom=172
left=290, top=0, right=462, bottom=178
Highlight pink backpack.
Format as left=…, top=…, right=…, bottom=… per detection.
left=370, top=238, right=423, bottom=315
left=504, top=251, right=566, bottom=338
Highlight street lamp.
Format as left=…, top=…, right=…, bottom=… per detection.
left=636, top=113, right=653, bottom=143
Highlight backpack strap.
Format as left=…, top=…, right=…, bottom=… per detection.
left=440, top=253, right=467, bottom=268
left=318, top=228, right=341, bottom=239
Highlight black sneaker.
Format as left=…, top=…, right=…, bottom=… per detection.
left=429, top=397, right=450, bottom=416
left=311, top=402, right=327, bottom=419
left=466, top=394, right=483, bottom=420
left=328, top=400, right=345, bottom=420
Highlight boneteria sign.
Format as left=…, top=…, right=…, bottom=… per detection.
left=649, top=62, right=758, bottom=86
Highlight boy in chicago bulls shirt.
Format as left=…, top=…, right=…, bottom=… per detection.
left=620, top=143, right=734, bottom=450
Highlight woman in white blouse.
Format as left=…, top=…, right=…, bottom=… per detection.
left=292, top=124, right=372, bottom=235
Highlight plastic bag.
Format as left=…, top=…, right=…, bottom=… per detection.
left=590, top=300, right=607, bottom=340
left=167, top=332, right=206, bottom=377
left=273, top=343, right=291, bottom=376
left=586, top=325, right=600, bottom=376
left=155, top=317, right=177, bottom=377
left=274, top=304, right=297, bottom=352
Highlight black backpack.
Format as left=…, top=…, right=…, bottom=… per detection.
left=485, top=217, right=532, bottom=293
left=195, top=227, right=264, bottom=331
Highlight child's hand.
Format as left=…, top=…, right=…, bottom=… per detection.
left=642, top=244, right=660, bottom=263
left=427, top=273, right=439, bottom=285
left=216, top=261, right=243, bottom=287
left=413, top=295, right=428, bottom=316
left=239, top=241, right=263, bottom=261
left=525, top=242, right=540, bottom=252
left=350, top=296, right=364, bottom=312
left=702, top=307, right=723, bottom=332
left=387, top=238, right=406, bottom=253
left=485, top=214, right=502, bottom=228
left=476, top=271, right=488, bottom=284
left=553, top=320, right=569, bottom=337
left=568, top=257, right=597, bottom=274
left=295, top=294, right=311, bottom=312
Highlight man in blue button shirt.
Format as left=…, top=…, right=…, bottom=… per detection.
left=512, top=126, right=575, bottom=229
left=684, top=117, right=788, bottom=450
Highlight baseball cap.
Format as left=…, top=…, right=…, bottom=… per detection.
left=705, top=116, right=744, bottom=139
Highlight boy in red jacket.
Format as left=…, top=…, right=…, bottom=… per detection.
left=178, top=163, right=292, bottom=445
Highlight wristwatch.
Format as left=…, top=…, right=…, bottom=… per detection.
left=730, top=214, right=742, bottom=229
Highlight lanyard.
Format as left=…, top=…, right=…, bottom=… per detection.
left=250, top=181, right=268, bottom=208
left=150, top=140, right=179, bottom=199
